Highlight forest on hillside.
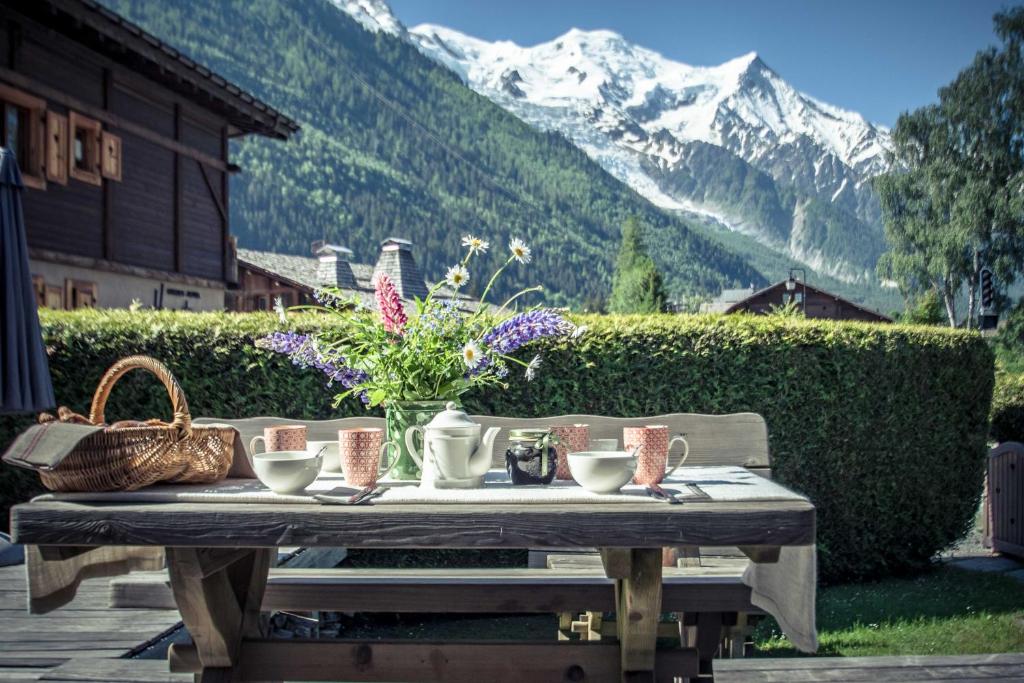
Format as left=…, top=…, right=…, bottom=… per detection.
left=104, top=0, right=764, bottom=305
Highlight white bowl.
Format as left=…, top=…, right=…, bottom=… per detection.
left=567, top=451, right=638, bottom=494
left=306, top=440, right=341, bottom=472
left=253, top=450, right=323, bottom=494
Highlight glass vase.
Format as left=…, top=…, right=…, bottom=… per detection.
left=384, top=400, right=451, bottom=481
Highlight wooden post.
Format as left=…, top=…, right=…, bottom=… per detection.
left=166, top=547, right=273, bottom=683
left=601, top=548, right=663, bottom=683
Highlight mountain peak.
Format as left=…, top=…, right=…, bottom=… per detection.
left=557, top=27, right=626, bottom=44
left=331, top=0, right=405, bottom=36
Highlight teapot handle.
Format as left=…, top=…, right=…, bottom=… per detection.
left=404, top=426, right=425, bottom=468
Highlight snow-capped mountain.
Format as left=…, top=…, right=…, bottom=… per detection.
left=331, top=0, right=892, bottom=283
left=329, top=0, right=405, bottom=37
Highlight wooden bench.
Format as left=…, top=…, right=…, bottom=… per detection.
left=111, top=566, right=757, bottom=615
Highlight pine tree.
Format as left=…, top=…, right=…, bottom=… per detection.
left=609, top=217, right=666, bottom=314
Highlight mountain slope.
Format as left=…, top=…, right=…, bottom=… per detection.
left=408, top=23, right=892, bottom=284
left=101, top=0, right=764, bottom=305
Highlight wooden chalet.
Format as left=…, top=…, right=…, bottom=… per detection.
left=1, top=0, right=298, bottom=310
left=707, top=279, right=892, bottom=323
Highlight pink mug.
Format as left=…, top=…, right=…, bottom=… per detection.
left=551, top=424, right=590, bottom=480
left=250, top=425, right=307, bottom=454
left=339, top=428, right=400, bottom=488
left=623, top=425, right=689, bottom=486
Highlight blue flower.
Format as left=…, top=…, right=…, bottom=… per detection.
left=257, top=332, right=369, bottom=402
left=482, top=310, right=573, bottom=355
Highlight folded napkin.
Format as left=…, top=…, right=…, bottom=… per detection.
left=2, top=422, right=103, bottom=471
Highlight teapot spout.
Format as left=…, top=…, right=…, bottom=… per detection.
left=469, top=427, right=500, bottom=478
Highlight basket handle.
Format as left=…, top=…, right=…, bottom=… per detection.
left=88, top=356, right=192, bottom=438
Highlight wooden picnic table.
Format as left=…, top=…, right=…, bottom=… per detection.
left=11, top=476, right=815, bottom=683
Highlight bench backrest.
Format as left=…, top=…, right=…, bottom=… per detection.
left=197, top=413, right=771, bottom=477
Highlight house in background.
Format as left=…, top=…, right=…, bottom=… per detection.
left=702, top=278, right=892, bottom=323
left=231, top=238, right=481, bottom=313
left=2, top=0, right=297, bottom=311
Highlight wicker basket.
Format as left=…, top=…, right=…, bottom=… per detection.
left=37, top=355, right=235, bottom=492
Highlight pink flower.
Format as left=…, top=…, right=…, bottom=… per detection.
left=373, top=272, right=407, bottom=335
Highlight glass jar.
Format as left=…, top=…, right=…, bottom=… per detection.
left=505, top=428, right=558, bottom=485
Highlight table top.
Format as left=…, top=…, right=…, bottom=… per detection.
left=11, top=495, right=815, bottom=550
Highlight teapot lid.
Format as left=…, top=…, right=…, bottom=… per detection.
left=425, top=401, right=480, bottom=431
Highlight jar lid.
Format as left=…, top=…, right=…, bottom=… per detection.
left=509, top=428, right=551, bottom=441
left=425, top=401, right=480, bottom=432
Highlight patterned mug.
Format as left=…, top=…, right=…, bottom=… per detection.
left=551, top=424, right=590, bottom=480
left=250, top=425, right=307, bottom=455
left=339, top=428, right=400, bottom=488
left=623, top=425, right=689, bottom=486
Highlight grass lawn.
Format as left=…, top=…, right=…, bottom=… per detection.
left=752, top=565, right=1024, bottom=657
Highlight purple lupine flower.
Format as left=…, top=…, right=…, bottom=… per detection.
left=257, top=332, right=369, bottom=403
left=482, top=309, right=573, bottom=356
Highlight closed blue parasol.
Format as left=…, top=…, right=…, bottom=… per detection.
left=0, top=148, right=54, bottom=414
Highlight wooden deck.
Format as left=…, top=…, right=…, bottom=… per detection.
left=0, top=564, right=182, bottom=681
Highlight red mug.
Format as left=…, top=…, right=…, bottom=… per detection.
left=339, top=428, right=399, bottom=488
left=551, top=424, right=590, bottom=480
left=623, top=425, right=689, bottom=486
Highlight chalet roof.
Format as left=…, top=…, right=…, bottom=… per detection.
left=18, top=0, right=298, bottom=140
left=236, top=248, right=483, bottom=312
left=723, top=280, right=893, bottom=322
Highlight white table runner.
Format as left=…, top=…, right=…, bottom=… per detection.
left=33, top=466, right=805, bottom=505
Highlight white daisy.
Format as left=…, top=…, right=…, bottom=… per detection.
left=525, top=354, right=542, bottom=381
left=445, top=264, right=470, bottom=289
left=509, top=237, right=532, bottom=264
left=462, top=341, right=483, bottom=369
left=461, top=235, right=490, bottom=254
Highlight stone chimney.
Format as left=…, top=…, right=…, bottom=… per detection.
left=372, top=237, right=428, bottom=300
left=314, top=244, right=356, bottom=289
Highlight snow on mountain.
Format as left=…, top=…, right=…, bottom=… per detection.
left=408, top=23, right=892, bottom=282
left=330, top=0, right=404, bottom=36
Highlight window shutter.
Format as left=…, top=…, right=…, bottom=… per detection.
left=100, top=131, right=122, bottom=181
left=45, top=111, right=68, bottom=185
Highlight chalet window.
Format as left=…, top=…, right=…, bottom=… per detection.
left=45, top=285, right=63, bottom=310
left=64, top=279, right=97, bottom=309
left=31, top=275, right=45, bottom=308
left=101, top=131, right=122, bottom=181
left=0, top=84, right=46, bottom=189
left=68, top=112, right=102, bottom=186
left=45, top=112, right=68, bottom=185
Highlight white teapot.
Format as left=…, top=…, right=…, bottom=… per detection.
left=404, top=402, right=499, bottom=489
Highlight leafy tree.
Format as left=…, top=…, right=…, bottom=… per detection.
left=899, top=288, right=947, bottom=326
left=875, top=7, right=1024, bottom=328
left=609, top=217, right=666, bottom=313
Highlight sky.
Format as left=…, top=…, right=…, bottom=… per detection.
left=388, top=0, right=1017, bottom=127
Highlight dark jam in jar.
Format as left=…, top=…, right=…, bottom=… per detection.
left=505, top=429, right=557, bottom=485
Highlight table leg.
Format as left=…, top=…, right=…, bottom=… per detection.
left=166, top=547, right=273, bottom=683
left=601, top=548, right=663, bottom=683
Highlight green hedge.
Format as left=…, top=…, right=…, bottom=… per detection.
left=0, top=309, right=994, bottom=583
left=990, top=371, right=1024, bottom=443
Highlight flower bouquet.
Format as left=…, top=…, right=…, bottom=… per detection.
left=258, top=235, right=578, bottom=480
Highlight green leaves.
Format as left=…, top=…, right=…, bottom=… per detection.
left=608, top=217, right=667, bottom=314
left=875, top=8, right=1024, bottom=327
